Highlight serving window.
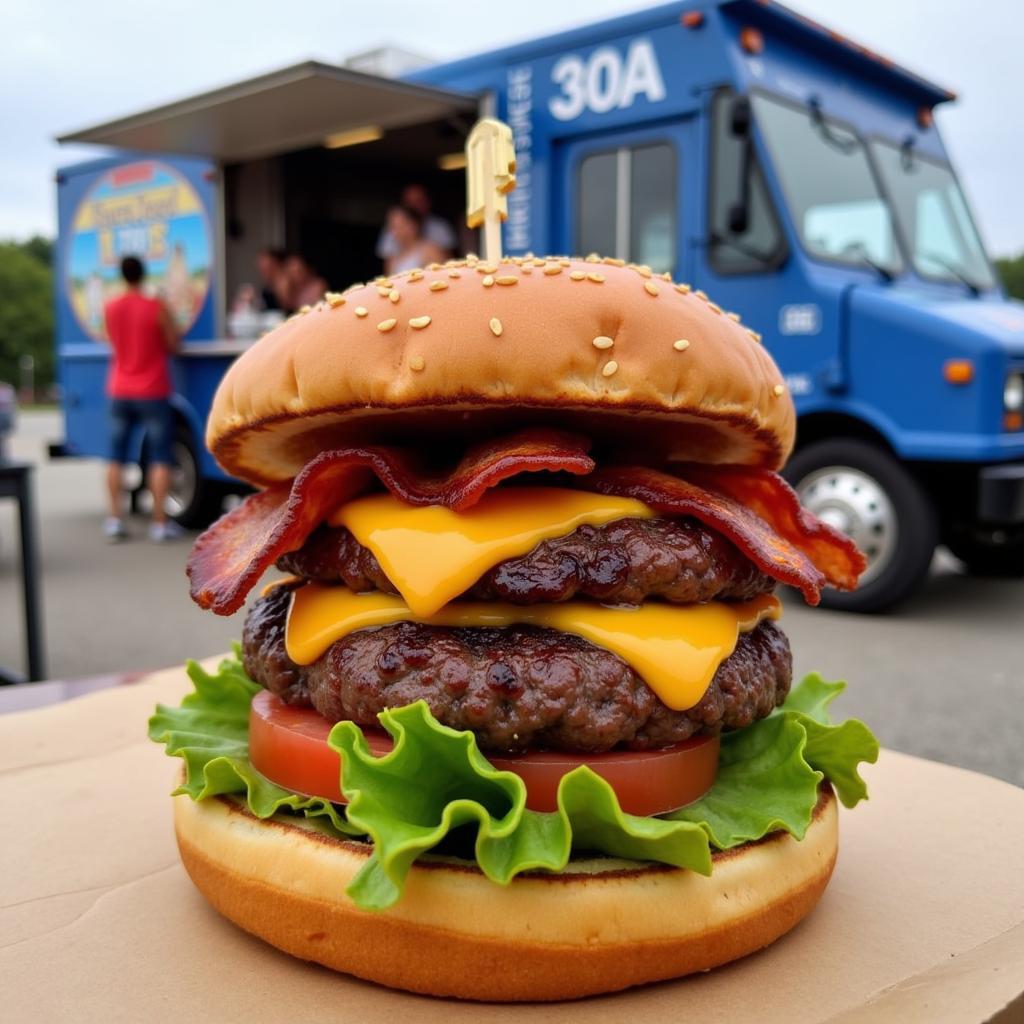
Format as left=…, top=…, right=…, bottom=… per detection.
left=575, top=142, right=677, bottom=274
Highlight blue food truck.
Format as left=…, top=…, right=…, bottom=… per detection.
left=55, top=0, right=1024, bottom=610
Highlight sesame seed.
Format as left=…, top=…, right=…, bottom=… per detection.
left=376, top=286, right=390, bottom=297
left=675, top=283, right=692, bottom=294
left=496, top=275, right=518, bottom=286
left=355, top=307, right=368, bottom=318
left=482, top=275, right=495, bottom=287
left=427, top=262, right=442, bottom=271
left=477, top=263, right=497, bottom=274
left=747, top=329, right=763, bottom=343
left=727, top=311, right=741, bottom=322
left=559, top=258, right=572, bottom=267
left=644, top=281, right=660, bottom=297
left=465, top=252, right=478, bottom=261
left=409, top=315, right=431, bottom=329
left=532, top=258, right=547, bottom=267
left=695, top=290, right=709, bottom=302
left=524, top=251, right=535, bottom=260
left=429, top=280, right=448, bottom=292
left=661, top=272, right=672, bottom=281
left=592, top=336, right=614, bottom=350
left=633, top=264, right=652, bottom=278
left=673, top=339, right=691, bottom=351
left=388, top=289, right=400, bottom=303
left=569, top=270, right=586, bottom=281
left=708, top=302, right=723, bottom=315
left=602, top=360, right=619, bottom=377
left=377, top=318, right=397, bottom=332
left=409, top=355, right=425, bottom=371
left=448, top=270, right=461, bottom=278
left=324, top=292, right=345, bottom=307
left=586, top=253, right=601, bottom=262
left=373, top=276, right=388, bottom=285
left=489, top=317, right=503, bottom=337
left=543, top=264, right=562, bottom=276
left=603, top=257, right=626, bottom=266
left=299, top=304, right=311, bottom=314
left=587, top=272, right=605, bottom=283
left=521, top=264, right=533, bottom=274
left=773, top=383, right=786, bottom=396
left=408, top=270, right=424, bottom=282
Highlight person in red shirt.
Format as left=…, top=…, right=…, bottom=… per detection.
left=102, top=256, right=182, bottom=542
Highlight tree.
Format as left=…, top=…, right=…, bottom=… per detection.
left=21, top=235, right=54, bottom=267
left=996, top=253, right=1024, bottom=300
left=0, top=241, right=54, bottom=395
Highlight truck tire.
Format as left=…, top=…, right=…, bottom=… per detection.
left=945, top=531, right=1024, bottom=578
left=784, top=439, right=937, bottom=612
left=168, top=427, right=225, bottom=529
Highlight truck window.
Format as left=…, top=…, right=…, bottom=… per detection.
left=708, top=90, right=785, bottom=273
left=870, top=140, right=996, bottom=291
left=751, top=93, right=902, bottom=275
left=576, top=143, right=676, bottom=273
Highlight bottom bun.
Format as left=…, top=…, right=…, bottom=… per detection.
left=174, top=785, right=837, bottom=1001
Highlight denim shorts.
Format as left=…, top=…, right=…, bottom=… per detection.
left=109, top=398, right=174, bottom=465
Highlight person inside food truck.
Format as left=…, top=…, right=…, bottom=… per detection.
left=283, top=254, right=328, bottom=313
left=383, top=204, right=445, bottom=276
left=256, top=248, right=288, bottom=312
left=101, top=255, right=183, bottom=544
left=376, top=183, right=456, bottom=264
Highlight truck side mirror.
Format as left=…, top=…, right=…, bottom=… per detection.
left=730, top=96, right=751, bottom=138
left=728, top=201, right=749, bottom=235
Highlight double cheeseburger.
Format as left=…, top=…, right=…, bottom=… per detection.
left=151, top=255, right=877, bottom=1001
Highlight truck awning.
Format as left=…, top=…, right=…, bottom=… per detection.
left=56, top=61, right=478, bottom=162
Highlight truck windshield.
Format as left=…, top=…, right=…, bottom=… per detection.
left=870, top=140, right=996, bottom=291
left=750, top=93, right=902, bottom=275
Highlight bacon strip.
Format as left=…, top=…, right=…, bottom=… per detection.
left=586, top=466, right=865, bottom=604
left=188, top=430, right=595, bottom=615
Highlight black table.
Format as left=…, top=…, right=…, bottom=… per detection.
left=0, top=461, right=45, bottom=683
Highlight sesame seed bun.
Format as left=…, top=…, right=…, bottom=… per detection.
left=173, top=785, right=837, bottom=1001
left=208, top=257, right=795, bottom=485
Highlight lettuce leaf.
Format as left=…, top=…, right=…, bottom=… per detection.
left=147, top=652, right=358, bottom=835
left=149, top=655, right=878, bottom=911
left=331, top=703, right=711, bottom=909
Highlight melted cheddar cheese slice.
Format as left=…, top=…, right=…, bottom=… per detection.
left=285, top=586, right=781, bottom=712
left=328, top=487, right=655, bottom=617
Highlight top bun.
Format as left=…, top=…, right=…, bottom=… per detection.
left=208, top=255, right=795, bottom=485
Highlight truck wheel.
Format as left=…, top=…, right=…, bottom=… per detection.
left=945, top=531, right=1024, bottom=578
left=168, top=428, right=225, bottom=529
left=784, top=439, right=937, bottom=612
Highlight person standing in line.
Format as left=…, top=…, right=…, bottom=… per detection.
left=102, top=255, right=183, bottom=542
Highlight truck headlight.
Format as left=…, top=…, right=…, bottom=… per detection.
left=1005, top=372, right=1024, bottom=413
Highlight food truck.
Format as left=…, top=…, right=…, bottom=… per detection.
left=53, top=0, right=1024, bottom=610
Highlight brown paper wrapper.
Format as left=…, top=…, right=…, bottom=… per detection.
left=2, top=660, right=1023, bottom=1022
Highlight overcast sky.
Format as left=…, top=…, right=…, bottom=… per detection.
left=2, top=0, right=1021, bottom=255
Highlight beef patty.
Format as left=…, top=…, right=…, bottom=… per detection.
left=242, top=584, right=792, bottom=754
left=277, top=516, right=775, bottom=607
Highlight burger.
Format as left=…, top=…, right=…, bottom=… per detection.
left=150, top=254, right=878, bottom=1001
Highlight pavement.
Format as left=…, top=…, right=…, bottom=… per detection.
left=1, top=410, right=1022, bottom=787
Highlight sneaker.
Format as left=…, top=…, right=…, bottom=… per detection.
left=103, top=517, right=128, bottom=542
left=149, top=520, right=186, bottom=543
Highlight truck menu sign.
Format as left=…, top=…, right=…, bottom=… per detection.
left=62, top=158, right=215, bottom=343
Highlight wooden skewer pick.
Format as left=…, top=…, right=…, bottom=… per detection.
left=465, top=118, right=517, bottom=264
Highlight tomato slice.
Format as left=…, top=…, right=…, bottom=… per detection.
left=249, top=690, right=719, bottom=816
